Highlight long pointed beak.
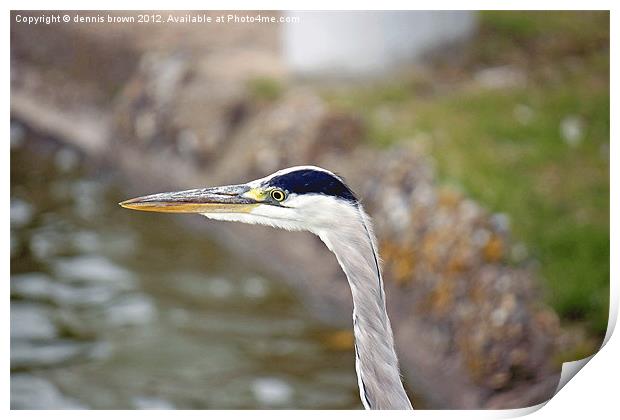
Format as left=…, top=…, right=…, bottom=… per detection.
left=119, top=184, right=259, bottom=214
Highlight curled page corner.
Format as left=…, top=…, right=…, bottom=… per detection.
left=491, top=355, right=598, bottom=419
left=497, top=303, right=616, bottom=418
left=516, top=302, right=617, bottom=417
left=554, top=355, right=595, bottom=395
left=550, top=289, right=618, bottom=396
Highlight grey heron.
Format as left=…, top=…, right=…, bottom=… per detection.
left=120, top=166, right=413, bottom=410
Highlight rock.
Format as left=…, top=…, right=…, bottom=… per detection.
left=251, top=377, right=294, bottom=406
left=103, top=295, right=157, bottom=327
left=11, top=340, right=96, bottom=369
left=10, top=197, right=34, bottom=228
left=71, top=230, right=101, bottom=254
left=29, top=229, right=64, bottom=260
left=11, top=374, right=87, bottom=409
left=131, top=395, right=176, bottom=410
left=11, top=272, right=117, bottom=306
left=52, top=255, right=136, bottom=287
left=54, top=147, right=80, bottom=173
left=55, top=294, right=156, bottom=336
left=242, top=276, right=269, bottom=299
left=11, top=121, right=26, bottom=149
left=11, top=303, right=58, bottom=340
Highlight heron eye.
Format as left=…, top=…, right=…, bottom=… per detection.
left=270, top=189, right=286, bottom=202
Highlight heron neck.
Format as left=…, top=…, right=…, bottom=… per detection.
left=317, top=208, right=413, bottom=410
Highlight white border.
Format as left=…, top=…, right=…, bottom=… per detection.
left=4, top=2, right=617, bottom=419
left=1, top=0, right=618, bottom=10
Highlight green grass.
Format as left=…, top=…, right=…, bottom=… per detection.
left=247, top=77, right=283, bottom=102
left=323, top=11, right=610, bottom=335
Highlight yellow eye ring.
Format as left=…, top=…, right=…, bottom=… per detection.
left=270, top=189, right=286, bottom=202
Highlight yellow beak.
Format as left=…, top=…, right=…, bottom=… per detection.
left=119, top=185, right=259, bottom=214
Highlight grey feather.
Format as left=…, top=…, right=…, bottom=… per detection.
left=318, top=204, right=413, bottom=410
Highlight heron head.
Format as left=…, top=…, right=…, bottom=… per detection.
left=120, top=166, right=360, bottom=234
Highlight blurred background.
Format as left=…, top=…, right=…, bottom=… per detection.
left=10, top=10, right=609, bottom=409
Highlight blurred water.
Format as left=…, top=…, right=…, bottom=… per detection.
left=10, top=123, right=361, bottom=409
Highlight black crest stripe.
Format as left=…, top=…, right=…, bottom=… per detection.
left=269, top=169, right=357, bottom=203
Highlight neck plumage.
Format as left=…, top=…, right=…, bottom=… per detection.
left=317, top=206, right=413, bottom=410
